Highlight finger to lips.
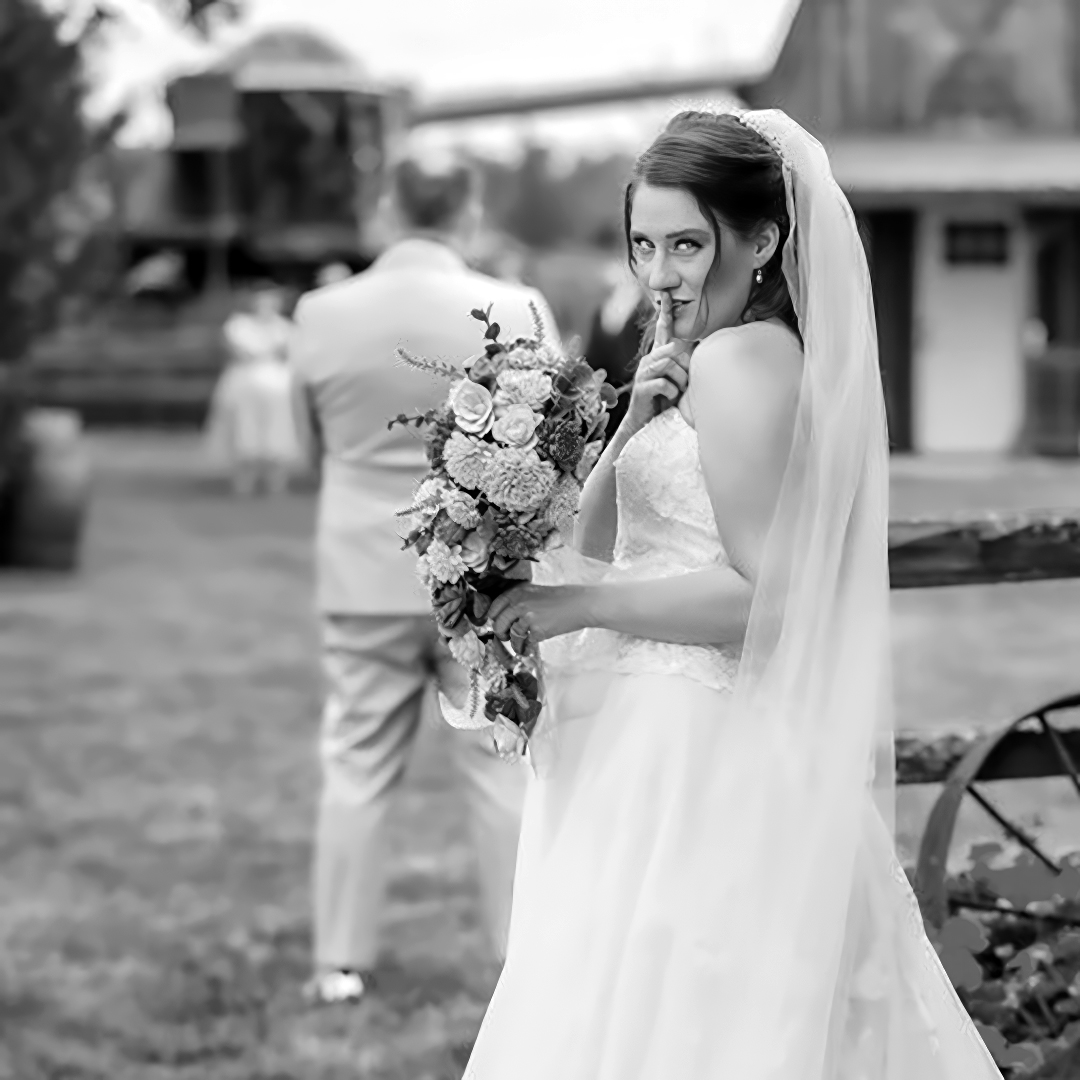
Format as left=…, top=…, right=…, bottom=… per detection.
left=656, top=292, right=673, bottom=348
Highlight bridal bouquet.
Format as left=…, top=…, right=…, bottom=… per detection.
left=391, top=303, right=616, bottom=761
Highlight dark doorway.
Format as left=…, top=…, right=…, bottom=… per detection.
left=1023, top=210, right=1080, bottom=456
left=1028, top=211, right=1080, bottom=345
left=858, top=210, right=916, bottom=452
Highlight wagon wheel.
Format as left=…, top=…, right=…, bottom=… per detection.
left=914, top=692, right=1080, bottom=929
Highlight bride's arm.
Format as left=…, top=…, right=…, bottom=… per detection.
left=492, top=324, right=803, bottom=645
left=572, top=422, right=639, bottom=561
left=574, top=294, right=691, bottom=561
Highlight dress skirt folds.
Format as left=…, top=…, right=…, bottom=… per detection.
left=463, top=406, right=1002, bottom=1079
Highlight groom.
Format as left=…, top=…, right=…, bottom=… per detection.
left=289, top=147, right=560, bottom=1005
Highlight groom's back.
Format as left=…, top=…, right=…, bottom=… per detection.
left=292, top=243, right=554, bottom=466
left=290, top=239, right=558, bottom=614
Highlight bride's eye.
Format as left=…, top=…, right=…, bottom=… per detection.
left=674, top=239, right=702, bottom=253
left=631, top=236, right=654, bottom=255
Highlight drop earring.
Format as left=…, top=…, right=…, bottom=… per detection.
left=754, top=268, right=764, bottom=285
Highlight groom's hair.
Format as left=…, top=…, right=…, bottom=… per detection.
left=391, top=149, right=478, bottom=231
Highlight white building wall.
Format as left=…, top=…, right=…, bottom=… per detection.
left=913, top=200, right=1029, bottom=453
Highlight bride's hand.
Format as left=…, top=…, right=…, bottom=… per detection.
left=623, top=292, right=693, bottom=436
left=489, top=584, right=589, bottom=649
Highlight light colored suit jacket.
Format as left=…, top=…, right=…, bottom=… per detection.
left=289, top=238, right=560, bottom=614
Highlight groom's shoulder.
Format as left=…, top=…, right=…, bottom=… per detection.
left=457, top=266, right=543, bottom=308
left=452, top=269, right=556, bottom=340
left=293, top=273, right=374, bottom=324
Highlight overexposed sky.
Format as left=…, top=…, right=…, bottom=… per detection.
left=77, top=0, right=799, bottom=157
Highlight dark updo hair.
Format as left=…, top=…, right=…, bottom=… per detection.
left=392, top=154, right=476, bottom=231
left=624, top=111, right=799, bottom=347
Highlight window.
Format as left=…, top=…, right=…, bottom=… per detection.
left=945, top=222, right=1010, bottom=265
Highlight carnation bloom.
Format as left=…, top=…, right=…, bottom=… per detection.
left=415, top=555, right=433, bottom=587
left=442, top=489, right=481, bottom=528
left=450, top=378, right=495, bottom=435
left=544, top=474, right=581, bottom=530
left=443, top=431, right=492, bottom=490
left=495, top=369, right=552, bottom=410
left=492, top=404, right=542, bottom=450
left=483, top=447, right=557, bottom=513
left=412, top=477, right=447, bottom=525
left=426, top=538, right=467, bottom=584
left=504, top=340, right=559, bottom=371
left=449, top=629, right=485, bottom=670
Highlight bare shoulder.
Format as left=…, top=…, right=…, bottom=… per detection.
left=687, top=324, right=802, bottom=577
left=688, top=321, right=802, bottom=478
left=690, top=321, right=802, bottom=399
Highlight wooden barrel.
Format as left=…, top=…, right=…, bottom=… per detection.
left=5, top=408, right=90, bottom=571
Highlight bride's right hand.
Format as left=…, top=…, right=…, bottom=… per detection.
left=623, top=292, right=693, bottom=436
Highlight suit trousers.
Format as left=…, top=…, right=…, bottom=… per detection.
left=313, top=613, right=527, bottom=971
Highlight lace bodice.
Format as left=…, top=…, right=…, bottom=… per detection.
left=608, top=407, right=740, bottom=692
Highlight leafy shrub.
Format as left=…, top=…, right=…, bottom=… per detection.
left=927, top=842, right=1080, bottom=1077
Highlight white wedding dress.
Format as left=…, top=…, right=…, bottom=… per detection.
left=463, top=406, right=1003, bottom=1079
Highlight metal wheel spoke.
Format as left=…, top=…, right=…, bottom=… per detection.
left=1037, top=714, right=1080, bottom=800
left=967, top=785, right=1061, bottom=875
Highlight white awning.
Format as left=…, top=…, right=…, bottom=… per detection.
left=823, top=135, right=1080, bottom=196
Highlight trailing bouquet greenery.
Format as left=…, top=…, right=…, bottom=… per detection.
left=391, top=303, right=616, bottom=761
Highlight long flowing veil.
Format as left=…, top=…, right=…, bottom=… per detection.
left=534, top=107, right=1002, bottom=1078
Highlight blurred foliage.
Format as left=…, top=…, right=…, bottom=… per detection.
left=477, top=148, right=631, bottom=252
left=0, top=0, right=101, bottom=365
left=926, top=841, right=1080, bottom=1077
left=0, top=0, right=245, bottom=369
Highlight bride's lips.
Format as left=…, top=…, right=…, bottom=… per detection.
left=655, top=298, right=694, bottom=316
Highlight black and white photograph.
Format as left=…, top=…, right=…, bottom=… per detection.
left=4, top=0, right=1080, bottom=1077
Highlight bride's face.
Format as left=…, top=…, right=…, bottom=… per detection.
left=629, top=182, right=775, bottom=341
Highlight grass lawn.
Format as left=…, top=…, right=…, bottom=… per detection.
left=2, top=434, right=1080, bottom=1079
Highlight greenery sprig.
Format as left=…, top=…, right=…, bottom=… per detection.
left=394, top=346, right=462, bottom=380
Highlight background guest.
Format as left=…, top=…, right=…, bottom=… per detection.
left=205, top=283, right=303, bottom=495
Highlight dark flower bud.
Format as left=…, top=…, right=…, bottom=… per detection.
left=433, top=579, right=468, bottom=630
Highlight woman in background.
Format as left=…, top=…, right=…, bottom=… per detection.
left=205, top=283, right=302, bottom=496
left=583, top=258, right=652, bottom=438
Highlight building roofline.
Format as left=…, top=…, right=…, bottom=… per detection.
left=825, top=134, right=1080, bottom=195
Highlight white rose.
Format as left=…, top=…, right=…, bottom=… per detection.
left=450, top=378, right=494, bottom=435
left=459, top=528, right=492, bottom=571
left=492, top=404, right=542, bottom=450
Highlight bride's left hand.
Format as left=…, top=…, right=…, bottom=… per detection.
left=488, top=584, right=589, bottom=648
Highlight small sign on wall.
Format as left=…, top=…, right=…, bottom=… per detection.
left=945, top=222, right=1010, bottom=265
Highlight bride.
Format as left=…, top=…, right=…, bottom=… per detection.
left=459, top=109, right=1004, bottom=1078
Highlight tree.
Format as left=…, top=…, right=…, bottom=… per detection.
left=0, top=0, right=243, bottom=368
left=0, top=0, right=95, bottom=365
